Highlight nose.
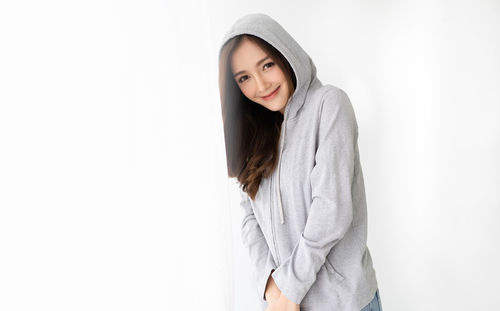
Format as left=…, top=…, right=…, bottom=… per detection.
left=254, top=74, right=271, bottom=96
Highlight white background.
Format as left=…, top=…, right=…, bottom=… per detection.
left=0, top=1, right=499, bottom=310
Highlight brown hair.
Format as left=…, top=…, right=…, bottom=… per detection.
left=218, top=34, right=297, bottom=200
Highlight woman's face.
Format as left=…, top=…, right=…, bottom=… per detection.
left=231, top=38, right=293, bottom=114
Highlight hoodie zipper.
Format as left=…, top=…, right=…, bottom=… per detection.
left=270, top=98, right=291, bottom=266
left=276, top=107, right=288, bottom=225
left=270, top=174, right=281, bottom=265
left=269, top=106, right=289, bottom=266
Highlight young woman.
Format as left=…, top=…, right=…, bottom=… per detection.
left=218, top=13, right=383, bottom=311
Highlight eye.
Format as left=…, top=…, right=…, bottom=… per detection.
left=237, top=75, right=248, bottom=84
left=263, top=62, right=274, bottom=70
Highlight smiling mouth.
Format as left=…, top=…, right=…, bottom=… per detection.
left=261, top=86, right=280, bottom=100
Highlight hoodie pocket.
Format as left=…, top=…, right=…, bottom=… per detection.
left=324, top=257, right=345, bottom=282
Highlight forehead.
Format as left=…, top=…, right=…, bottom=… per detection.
left=231, top=38, right=268, bottom=72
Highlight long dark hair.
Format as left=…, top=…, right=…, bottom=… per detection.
left=218, top=34, right=297, bottom=200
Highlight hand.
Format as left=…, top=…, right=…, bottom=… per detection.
left=264, top=273, right=281, bottom=303
left=265, top=292, right=300, bottom=311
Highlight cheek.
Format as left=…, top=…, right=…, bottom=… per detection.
left=240, top=83, right=255, bottom=99
left=271, top=68, right=286, bottom=81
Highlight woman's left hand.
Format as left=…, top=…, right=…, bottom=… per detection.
left=265, top=292, right=300, bottom=311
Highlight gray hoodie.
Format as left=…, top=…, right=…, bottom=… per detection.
left=220, top=13, right=379, bottom=311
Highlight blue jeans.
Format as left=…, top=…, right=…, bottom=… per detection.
left=360, top=289, right=383, bottom=311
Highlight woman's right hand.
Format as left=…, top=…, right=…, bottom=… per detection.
left=264, top=271, right=281, bottom=303
left=265, top=292, right=300, bottom=311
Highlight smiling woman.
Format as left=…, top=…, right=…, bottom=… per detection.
left=218, top=13, right=382, bottom=311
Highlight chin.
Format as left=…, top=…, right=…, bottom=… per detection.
left=273, top=104, right=284, bottom=112
left=259, top=100, right=284, bottom=112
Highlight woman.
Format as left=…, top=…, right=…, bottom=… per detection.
left=218, top=13, right=382, bottom=311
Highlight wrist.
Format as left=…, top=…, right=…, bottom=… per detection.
left=265, top=273, right=281, bottom=301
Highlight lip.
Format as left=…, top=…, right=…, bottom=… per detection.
left=261, top=86, right=280, bottom=101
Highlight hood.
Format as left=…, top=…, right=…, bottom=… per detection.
left=218, top=13, right=321, bottom=121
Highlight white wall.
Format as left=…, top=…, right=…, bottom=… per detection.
left=0, top=1, right=230, bottom=310
left=0, top=1, right=498, bottom=311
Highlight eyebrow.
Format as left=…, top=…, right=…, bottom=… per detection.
left=233, top=56, right=271, bottom=78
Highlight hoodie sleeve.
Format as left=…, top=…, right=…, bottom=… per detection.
left=270, top=88, right=357, bottom=305
left=239, top=187, right=278, bottom=302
